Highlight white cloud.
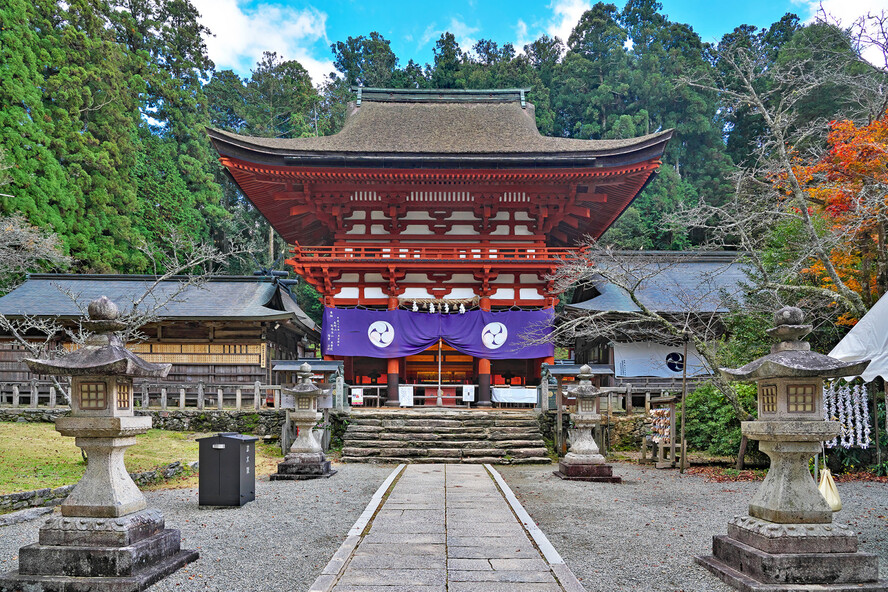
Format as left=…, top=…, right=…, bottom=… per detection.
left=417, top=17, right=480, bottom=53
left=191, top=0, right=335, bottom=85
left=546, top=0, right=591, bottom=44
left=515, top=19, right=532, bottom=52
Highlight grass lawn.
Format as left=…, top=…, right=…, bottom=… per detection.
left=0, top=422, right=284, bottom=495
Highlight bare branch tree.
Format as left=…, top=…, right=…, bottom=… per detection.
left=676, top=30, right=888, bottom=321
left=550, top=244, right=755, bottom=421
left=0, top=214, right=71, bottom=295
left=0, top=220, right=254, bottom=401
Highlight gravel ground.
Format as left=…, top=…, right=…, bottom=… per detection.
left=497, top=462, right=888, bottom=592
left=0, top=462, right=395, bottom=592
left=1, top=461, right=886, bottom=592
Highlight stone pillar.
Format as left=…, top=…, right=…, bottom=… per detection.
left=160, top=388, right=167, bottom=410
left=12, top=385, right=19, bottom=408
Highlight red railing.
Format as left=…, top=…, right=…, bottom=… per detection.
left=290, top=245, right=579, bottom=262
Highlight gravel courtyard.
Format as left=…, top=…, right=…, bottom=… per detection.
left=1, top=461, right=885, bottom=592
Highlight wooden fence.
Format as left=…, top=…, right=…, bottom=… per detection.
left=0, top=380, right=288, bottom=411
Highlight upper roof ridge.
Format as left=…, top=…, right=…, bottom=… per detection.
left=352, top=87, right=531, bottom=105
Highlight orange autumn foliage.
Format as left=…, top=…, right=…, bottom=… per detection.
left=795, top=112, right=888, bottom=322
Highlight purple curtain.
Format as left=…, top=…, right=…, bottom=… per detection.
left=322, top=308, right=553, bottom=360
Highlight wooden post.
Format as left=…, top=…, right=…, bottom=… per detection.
left=49, top=387, right=56, bottom=409
left=626, top=384, right=633, bottom=414
left=12, top=385, right=19, bottom=408
left=669, top=399, right=677, bottom=466
left=680, top=335, right=689, bottom=473
left=217, top=388, right=224, bottom=410
left=141, top=383, right=149, bottom=409
left=197, top=382, right=205, bottom=410
left=645, top=391, right=651, bottom=414
left=160, top=388, right=167, bottom=410
left=178, top=387, right=186, bottom=409
left=556, top=376, right=564, bottom=456
left=254, top=381, right=261, bottom=410
left=30, top=380, right=38, bottom=408
left=236, top=388, right=242, bottom=410
left=607, top=392, right=613, bottom=456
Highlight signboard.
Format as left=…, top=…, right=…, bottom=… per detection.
left=350, top=388, right=364, bottom=406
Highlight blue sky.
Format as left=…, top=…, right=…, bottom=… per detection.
left=190, top=0, right=882, bottom=84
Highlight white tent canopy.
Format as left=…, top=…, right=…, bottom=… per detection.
left=828, top=292, right=888, bottom=383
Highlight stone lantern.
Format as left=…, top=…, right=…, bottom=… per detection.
left=553, top=364, right=621, bottom=482
left=0, top=296, right=197, bottom=592
left=271, top=362, right=336, bottom=480
left=696, top=307, right=886, bottom=591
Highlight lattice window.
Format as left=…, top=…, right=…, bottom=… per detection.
left=80, top=382, right=107, bottom=410
left=761, top=385, right=778, bottom=413
left=787, top=385, right=816, bottom=413
left=297, top=397, right=311, bottom=410
left=117, top=382, right=131, bottom=410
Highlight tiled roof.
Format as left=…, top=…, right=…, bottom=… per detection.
left=567, top=252, right=748, bottom=314
left=0, top=275, right=318, bottom=334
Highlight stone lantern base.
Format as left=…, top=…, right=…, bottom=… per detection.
left=0, top=509, right=199, bottom=592
left=695, top=515, right=887, bottom=591
left=554, top=460, right=622, bottom=482
left=271, top=452, right=337, bottom=481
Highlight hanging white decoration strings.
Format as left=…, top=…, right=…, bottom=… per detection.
left=823, top=381, right=871, bottom=449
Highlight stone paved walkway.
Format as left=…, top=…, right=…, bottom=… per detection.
left=310, top=464, right=584, bottom=592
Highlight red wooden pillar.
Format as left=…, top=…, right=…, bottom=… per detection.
left=477, top=295, right=492, bottom=407
left=385, top=295, right=401, bottom=407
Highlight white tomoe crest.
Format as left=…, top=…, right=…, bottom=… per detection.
left=367, top=321, right=395, bottom=348
left=481, top=322, right=508, bottom=349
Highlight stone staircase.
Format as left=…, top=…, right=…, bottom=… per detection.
left=340, top=408, right=552, bottom=464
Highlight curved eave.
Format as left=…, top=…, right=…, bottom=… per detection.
left=720, top=351, right=872, bottom=382
left=207, top=127, right=673, bottom=171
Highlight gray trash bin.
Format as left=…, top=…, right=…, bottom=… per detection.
left=197, top=432, right=259, bottom=507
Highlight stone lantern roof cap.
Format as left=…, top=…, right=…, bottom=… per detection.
left=285, top=362, right=322, bottom=396
left=720, top=306, right=870, bottom=382
left=24, top=296, right=171, bottom=378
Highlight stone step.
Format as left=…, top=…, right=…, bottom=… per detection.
left=341, top=409, right=549, bottom=465
left=344, top=440, right=487, bottom=450
left=491, top=439, right=548, bottom=448
left=459, top=448, right=505, bottom=457
left=487, top=427, right=541, bottom=438
left=340, top=455, right=552, bottom=465
left=504, top=448, right=550, bottom=458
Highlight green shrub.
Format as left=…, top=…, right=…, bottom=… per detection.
left=681, top=382, right=758, bottom=457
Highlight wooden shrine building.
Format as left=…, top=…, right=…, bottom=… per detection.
left=209, top=88, right=671, bottom=407
left=0, top=275, right=319, bottom=390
